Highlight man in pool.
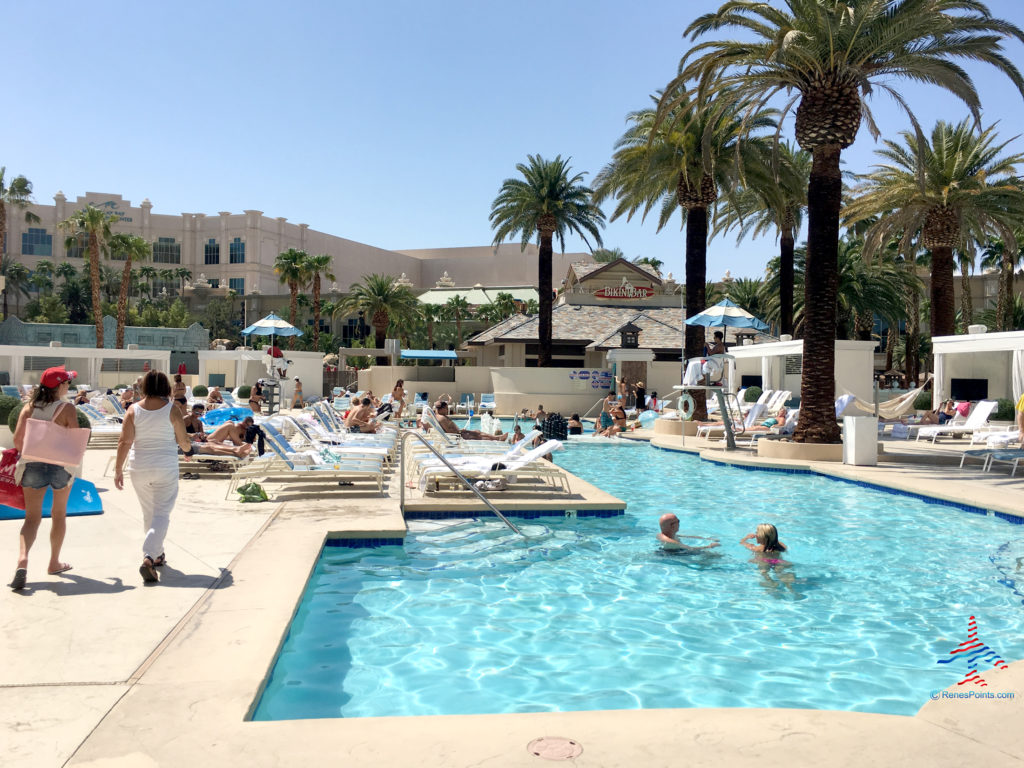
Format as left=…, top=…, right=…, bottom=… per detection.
left=657, top=513, right=720, bottom=551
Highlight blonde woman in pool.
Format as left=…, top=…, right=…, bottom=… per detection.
left=742, top=524, right=799, bottom=596
left=740, top=523, right=787, bottom=556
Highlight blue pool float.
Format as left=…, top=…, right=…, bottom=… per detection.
left=202, top=406, right=252, bottom=427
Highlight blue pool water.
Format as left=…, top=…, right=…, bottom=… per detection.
left=252, top=444, right=1024, bottom=720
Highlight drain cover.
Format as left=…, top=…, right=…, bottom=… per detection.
left=527, top=736, right=583, bottom=761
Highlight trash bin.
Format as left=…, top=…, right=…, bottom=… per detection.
left=843, top=416, right=878, bottom=466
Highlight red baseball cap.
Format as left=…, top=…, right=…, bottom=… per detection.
left=41, top=366, right=77, bottom=388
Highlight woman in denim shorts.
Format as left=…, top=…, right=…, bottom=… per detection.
left=10, top=366, right=80, bottom=590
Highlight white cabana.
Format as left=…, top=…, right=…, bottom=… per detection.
left=727, top=339, right=877, bottom=403
left=931, top=329, right=1024, bottom=409
left=0, top=344, right=171, bottom=390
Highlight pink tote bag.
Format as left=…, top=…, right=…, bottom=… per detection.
left=20, top=409, right=91, bottom=467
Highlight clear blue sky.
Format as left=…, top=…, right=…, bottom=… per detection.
left=6, top=0, right=1024, bottom=282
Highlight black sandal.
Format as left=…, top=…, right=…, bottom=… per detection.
left=153, top=554, right=166, bottom=567
left=139, top=557, right=159, bottom=583
left=11, top=568, right=27, bottom=590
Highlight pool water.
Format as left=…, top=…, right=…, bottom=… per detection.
left=252, top=444, right=1024, bottom=720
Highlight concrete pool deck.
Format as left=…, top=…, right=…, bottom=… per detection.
left=2, top=433, right=1023, bottom=767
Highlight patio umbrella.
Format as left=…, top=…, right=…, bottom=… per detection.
left=241, top=312, right=304, bottom=360
left=684, top=298, right=769, bottom=331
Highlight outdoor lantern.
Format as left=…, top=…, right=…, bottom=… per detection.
left=618, top=322, right=641, bottom=349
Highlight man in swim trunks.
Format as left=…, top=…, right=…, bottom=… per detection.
left=345, top=398, right=381, bottom=433
left=657, top=513, right=720, bottom=551
left=434, top=401, right=505, bottom=441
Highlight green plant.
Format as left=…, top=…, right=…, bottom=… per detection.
left=743, top=386, right=762, bottom=403
left=993, top=397, right=1015, bottom=422
left=0, top=394, right=23, bottom=427
left=913, top=390, right=933, bottom=411
left=76, top=408, right=91, bottom=429
left=236, top=385, right=252, bottom=399
left=192, top=385, right=209, bottom=397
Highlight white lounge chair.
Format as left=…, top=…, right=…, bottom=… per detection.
left=455, top=393, right=475, bottom=414
left=912, top=400, right=998, bottom=443
left=478, top=393, right=496, bottom=413
left=418, top=439, right=568, bottom=493
left=696, top=402, right=766, bottom=441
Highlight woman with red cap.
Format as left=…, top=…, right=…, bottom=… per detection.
left=10, top=366, right=79, bottom=590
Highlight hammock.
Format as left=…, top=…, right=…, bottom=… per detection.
left=840, top=374, right=933, bottom=420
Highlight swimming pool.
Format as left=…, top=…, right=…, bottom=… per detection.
left=252, top=444, right=1024, bottom=720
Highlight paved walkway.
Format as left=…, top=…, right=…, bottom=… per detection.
left=2, top=431, right=1023, bottom=767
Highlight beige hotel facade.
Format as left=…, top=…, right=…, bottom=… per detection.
left=5, top=190, right=589, bottom=311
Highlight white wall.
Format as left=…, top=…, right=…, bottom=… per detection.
left=943, top=351, right=1011, bottom=400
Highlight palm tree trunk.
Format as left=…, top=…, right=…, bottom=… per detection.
left=288, top=284, right=298, bottom=350
left=684, top=206, right=709, bottom=420
left=89, top=234, right=104, bottom=348
left=930, top=246, right=955, bottom=338
left=312, top=276, right=321, bottom=352
left=960, top=264, right=973, bottom=329
left=115, top=258, right=133, bottom=349
left=906, top=290, right=921, bottom=385
left=885, top=325, right=897, bottom=372
left=780, top=226, right=795, bottom=337
left=0, top=206, right=7, bottom=319
left=537, top=229, right=555, bottom=367
left=793, top=146, right=842, bottom=444
left=998, top=250, right=1013, bottom=331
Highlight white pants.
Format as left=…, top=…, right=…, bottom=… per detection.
left=129, top=467, right=179, bottom=559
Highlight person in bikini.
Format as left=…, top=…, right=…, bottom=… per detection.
left=183, top=404, right=208, bottom=441
left=741, top=523, right=798, bottom=594
left=172, top=374, right=188, bottom=415
left=249, top=381, right=264, bottom=414
left=433, top=401, right=505, bottom=441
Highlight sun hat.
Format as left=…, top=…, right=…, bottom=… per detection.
left=41, top=366, right=77, bottom=388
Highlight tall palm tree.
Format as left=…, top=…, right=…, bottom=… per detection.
left=339, top=274, right=418, bottom=363
left=0, top=257, right=31, bottom=318
left=303, top=252, right=336, bottom=352
left=59, top=205, right=119, bottom=347
left=490, top=154, right=605, bottom=367
left=137, top=265, right=158, bottom=298
left=55, top=261, right=77, bottom=286
left=713, top=143, right=810, bottom=336
left=980, top=237, right=1024, bottom=331
left=673, top=0, right=1024, bottom=442
left=0, top=168, right=40, bottom=270
left=175, top=267, right=193, bottom=294
left=444, top=294, right=471, bottom=349
left=274, top=248, right=308, bottom=350
left=421, top=303, right=444, bottom=349
left=955, top=249, right=975, bottom=329
left=591, top=247, right=625, bottom=263
left=594, top=91, right=774, bottom=418
left=29, top=264, right=54, bottom=296
left=632, top=256, right=664, bottom=274
left=845, top=120, right=1024, bottom=338
left=107, top=233, right=150, bottom=348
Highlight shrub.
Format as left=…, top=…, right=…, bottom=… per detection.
left=743, top=386, right=762, bottom=403
left=10, top=405, right=93, bottom=432
left=0, top=394, right=23, bottom=428
left=913, top=390, right=933, bottom=411
left=192, top=385, right=209, bottom=397
left=993, top=397, right=1015, bottom=422
left=236, top=385, right=252, bottom=399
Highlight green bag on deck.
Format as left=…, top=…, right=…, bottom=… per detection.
left=236, top=481, right=269, bottom=503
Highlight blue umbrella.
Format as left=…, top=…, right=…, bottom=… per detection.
left=241, top=312, right=304, bottom=366
left=684, top=298, right=769, bottom=331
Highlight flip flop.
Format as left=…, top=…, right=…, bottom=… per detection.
left=10, top=568, right=27, bottom=590
left=47, top=564, right=73, bottom=575
left=139, top=559, right=159, bottom=583
left=153, top=554, right=167, bottom=567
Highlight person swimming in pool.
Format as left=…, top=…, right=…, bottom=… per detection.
left=740, top=523, right=787, bottom=559
left=742, top=523, right=800, bottom=595
left=657, top=513, right=720, bottom=552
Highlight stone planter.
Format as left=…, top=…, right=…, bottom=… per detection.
left=757, top=439, right=843, bottom=462
left=682, top=420, right=699, bottom=437
left=0, top=426, right=12, bottom=450
left=653, top=417, right=683, bottom=436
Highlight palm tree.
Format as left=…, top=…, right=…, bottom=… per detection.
left=713, top=143, right=810, bottom=336
left=303, top=252, right=336, bottom=352
left=339, top=273, right=418, bottom=363
left=59, top=205, right=119, bottom=347
left=845, top=120, right=1024, bottom=338
left=108, top=233, right=150, bottom=348
left=55, top=261, right=77, bottom=286
left=444, top=294, right=471, bottom=349
left=722, top=277, right=766, bottom=323
left=421, top=303, right=444, bottom=349
left=175, top=267, right=192, bottom=294
left=673, top=0, right=1024, bottom=442
left=0, top=168, right=41, bottom=272
left=0, top=256, right=31, bottom=318
left=594, top=91, right=774, bottom=418
left=591, top=247, right=625, bottom=263
left=137, top=265, right=157, bottom=299
left=29, top=265, right=53, bottom=296
left=632, top=256, right=664, bottom=274
left=956, top=249, right=975, bottom=329
left=274, top=248, right=307, bottom=349
left=980, top=237, right=1024, bottom=331
left=490, top=154, right=605, bottom=367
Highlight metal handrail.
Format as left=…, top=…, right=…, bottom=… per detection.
left=399, top=431, right=524, bottom=536
left=582, top=396, right=608, bottom=420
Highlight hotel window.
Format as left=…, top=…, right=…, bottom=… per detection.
left=152, top=237, right=181, bottom=264
left=204, top=238, right=220, bottom=265
left=229, top=237, right=245, bottom=264
left=208, top=278, right=220, bottom=288
left=21, top=227, right=52, bottom=257
left=229, top=277, right=245, bottom=293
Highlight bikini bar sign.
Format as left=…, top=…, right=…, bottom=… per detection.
left=594, top=285, right=654, bottom=299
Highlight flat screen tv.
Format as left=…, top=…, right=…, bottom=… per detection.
left=740, top=375, right=763, bottom=388
left=950, top=378, right=988, bottom=401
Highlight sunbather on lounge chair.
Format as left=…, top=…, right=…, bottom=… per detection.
left=434, top=401, right=505, bottom=440
left=203, top=419, right=255, bottom=457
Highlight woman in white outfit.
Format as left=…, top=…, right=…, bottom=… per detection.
left=113, top=370, right=194, bottom=583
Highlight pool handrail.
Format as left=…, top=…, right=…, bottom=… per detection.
left=399, top=430, right=524, bottom=537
